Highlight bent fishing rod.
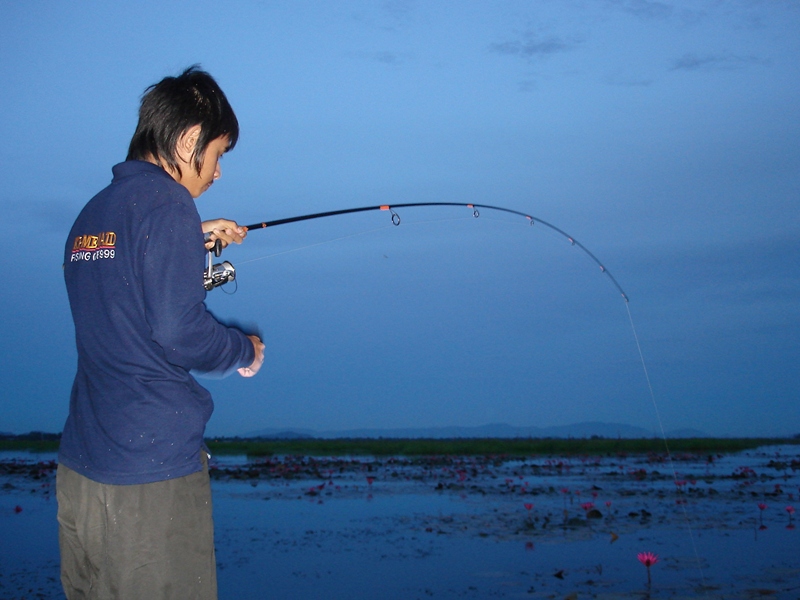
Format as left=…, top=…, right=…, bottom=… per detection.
left=205, top=203, right=715, bottom=580
left=204, top=201, right=628, bottom=302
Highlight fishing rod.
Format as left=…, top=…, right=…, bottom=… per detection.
left=204, top=201, right=629, bottom=302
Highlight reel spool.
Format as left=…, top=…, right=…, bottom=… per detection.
left=203, top=238, right=236, bottom=291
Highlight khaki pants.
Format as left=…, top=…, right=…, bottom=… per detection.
left=56, top=454, right=217, bottom=600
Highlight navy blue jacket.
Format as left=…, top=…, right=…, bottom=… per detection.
left=60, top=161, right=254, bottom=485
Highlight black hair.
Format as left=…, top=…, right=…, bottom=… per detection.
left=126, top=65, right=239, bottom=177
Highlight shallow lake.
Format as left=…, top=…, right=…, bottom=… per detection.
left=1, top=445, right=798, bottom=599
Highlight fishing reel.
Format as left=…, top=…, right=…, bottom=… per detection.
left=203, top=238, right=236, bottom=291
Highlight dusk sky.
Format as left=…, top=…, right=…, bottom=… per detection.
left=2, top=1, right=798, bottom=438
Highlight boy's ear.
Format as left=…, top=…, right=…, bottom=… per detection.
left=176, top=125, right=201, bottom=163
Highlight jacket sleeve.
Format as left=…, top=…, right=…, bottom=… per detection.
left=140, top=201, right=255, bottom=375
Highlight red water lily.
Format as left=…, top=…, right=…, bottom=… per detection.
left=637, top=551, right=658, bottom=567
left=637, top=551, right=659, bottom=585
left=758, top=502, right=768, bottom=528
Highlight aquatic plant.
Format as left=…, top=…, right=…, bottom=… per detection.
left=758, top=502, right=768, bottom=529
left=200, top=436, right=799, bottom=459
left=522, top=502, right=535, bottom=528
left=637, top=551, right=659, bottom=585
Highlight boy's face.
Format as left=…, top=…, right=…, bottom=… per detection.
left=174, top=130, right=230, bottom=198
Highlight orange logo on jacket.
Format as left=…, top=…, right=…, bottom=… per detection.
left=70, top=231, right=118, bottom=262
left=72, top=231, right=117, bottom=252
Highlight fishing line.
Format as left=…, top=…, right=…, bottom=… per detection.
left=625, top=302, right=708, bottom=589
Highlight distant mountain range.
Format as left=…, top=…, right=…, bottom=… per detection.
left=243, top=421, right=708, bottom=440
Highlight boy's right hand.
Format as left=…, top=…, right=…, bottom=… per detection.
left=238, top=335, right=265, bottom=377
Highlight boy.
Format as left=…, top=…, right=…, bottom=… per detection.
left=58, top=66, right=264, bottom=599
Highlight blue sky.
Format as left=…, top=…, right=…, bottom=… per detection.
left=1, top=1, right=798, bottom=437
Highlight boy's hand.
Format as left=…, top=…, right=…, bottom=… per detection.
left=238, top=335, right=265, bottom=378
left=202, top=219, right=247, bottom=250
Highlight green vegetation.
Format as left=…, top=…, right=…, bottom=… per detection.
left=204, top=436, right=800, bottom=458
left=3, top=436, right=798, bottom=458
left=0, top=439, right=60, bottom=453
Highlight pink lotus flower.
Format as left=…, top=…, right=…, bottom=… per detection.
left=637, top=551, right=659, bottom=585
left=580, top=502, right=595, bottom=512
left=524, top=503, right=534, bottom=511
left=757, top=503, right=768, bottom=528
left=637, top=551, right=659, bottom=567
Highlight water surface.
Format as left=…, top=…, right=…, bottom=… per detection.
left=1, top=446, right=798, bottom=598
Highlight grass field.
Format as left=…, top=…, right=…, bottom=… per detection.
left=3, top=436, right=798, bottom=457
left=203, top=436, right=799, bottom=456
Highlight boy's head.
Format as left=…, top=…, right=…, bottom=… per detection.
left=126, top=66, right=239, bottom=179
